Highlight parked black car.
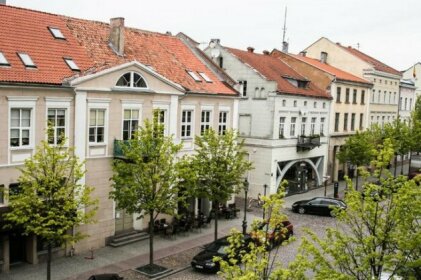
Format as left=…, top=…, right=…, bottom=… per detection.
left=88, top=274, right=123, bottom=280
left=291, top=197, right=346, bottom=217
left=191, top=235, right=252, bottom=273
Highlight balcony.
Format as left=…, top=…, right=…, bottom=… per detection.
left=114, top=139, right=129, bottom=158
left=297, top=135, right=321, bottom=151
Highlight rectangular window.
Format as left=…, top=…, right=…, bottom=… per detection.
left=17, top=52, right=36, bottom=68
left=353, top=89, right=357, bottom=104
left=279, top=117, right=285, bottom=138
left=187, top=70, right=202, bottom=82
left=361, top=90, right=365, bottom=104
left=10, top=108, right=31, bottom=147
left=89, top=109, right=105, bottom=143
left=320, top=117, right=325, bottom=136
left=200, top=110, right=211, bottom=135
left=64, top=58, right=80, bottom=71
left=345, top=88, right=350, bottom=103
left=372, top=89, right=375, bottom=103
left=336, top=87, right=341, bottom=103
left=359, top=113, right=364, bottom=130
left=351, top=113, right=356, bottom=131
left=123, top=109, right=139, bottom=140
left=181, top=110, right=193, bottom=138
left=300, top=117, right=307, bottom=136
left=343, top=113, right=348, bottom=131
left=378, top=90, right=381, bottom=103
left=218, top=111, right=228, bottom=135
left=382, top=116, right=385, bottom=128
left=310, top=117, right=316, bottom=135
left=153, top=109, right=167, bottom=136
left=400, top=97, right=403, bottom=110
left=290, top=117, right=296, bottom=137
left=47, top=109, right=66, bottom=145
left=409, top=98, right=413, bottom=110
left=48, top=27, right=66, bottom=39
left=334, top=113, right=340, bottom=132
left=405, top=98, right=408, bottom=110
left=239, top=80, right=248, bottom=97
left=198, top=72, right=212, bottom=83
left=0, top=51, right=10, bottom=66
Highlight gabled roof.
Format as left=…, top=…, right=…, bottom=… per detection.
left=289, top=54, right=372, bottom=85
left=225, top=47, right=330, bottom=99
left=338, top=44, right=401, bottom=76
left=0, top=5, right=236, bottom=95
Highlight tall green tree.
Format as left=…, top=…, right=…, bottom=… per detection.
left=337, top=131, right=376, bottom=190
left=189, top=129, right=253, bottom=240
left=288, top=138, right=421, bottom=279
left=4, top=139, right=97, bottom=280
left=110, top=117, right=189, bottom=271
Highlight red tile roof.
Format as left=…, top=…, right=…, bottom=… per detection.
left=226, top=48, right=330, bottom=99
left=290, top=54, right=372, bottom=85
left=0, top=5, right=93, bottom=85
left=339, top=45, right=401, bottom=77
left=0, top=5, right=236, bottom=95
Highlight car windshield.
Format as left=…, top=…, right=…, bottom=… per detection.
left=206, top=241, right=228, bottom=253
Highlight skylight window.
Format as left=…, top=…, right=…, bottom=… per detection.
left=17, top=53, right=36, bottom=68
left=64, top=58, right=80, bottom=71
left=48, top=27, right=66, bottom=40
left=0, top=52, right=10, bottom=66
left=187, top=70, right=202, bottom=82
left=198, top=72, right=213, bottom=83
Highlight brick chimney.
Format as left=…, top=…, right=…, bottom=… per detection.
left=247, top=47, right=255, bottom=53
left=263, top=50, right=270, bottom=55
left=109, top=17, right=125, bottom=56
left=0, top=0, right=6, bottom=5
left=299, top=51, right=307, bottom=57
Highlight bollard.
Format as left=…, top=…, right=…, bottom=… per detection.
left=333, top=181, right=339, bottom=198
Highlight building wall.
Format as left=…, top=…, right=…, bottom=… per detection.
left=402, top=63, right=421, bottom=98
left=399, top=84, right=416, bottom=121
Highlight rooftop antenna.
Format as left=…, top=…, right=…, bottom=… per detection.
left=282, top=6, right=289, bottom=53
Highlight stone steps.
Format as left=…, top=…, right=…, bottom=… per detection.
left=109, top=231, right=150, bottom=247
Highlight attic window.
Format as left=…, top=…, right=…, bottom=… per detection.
left=187, top=70, right=202, bottom=82
left=0, top=52, right=10, bottom=66
left=48, top=27, right=66, bottom=40
left=17, top=53, right=36, bottom=68
left=198, top=72, right=213, bottom=83
left=116, top=72, right=147, bottom=88
left=297, top=81, right=308, bottom=88
left=64, top=58, right=80, bottom=71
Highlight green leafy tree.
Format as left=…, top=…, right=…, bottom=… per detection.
left=4, top=139, right=97, bottom=280
left=110, top=117, right=189, bottom=271
left=337, top=131, right=376, bottom=190
left=289, top=138, right=421, bottom=279
left=189, top=129, right=252, bottom=240
left=216, top=182, right=297, bottom=280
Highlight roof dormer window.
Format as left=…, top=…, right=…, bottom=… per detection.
left=187, top=70, right=202, bottom=82
left=64, top=58, right=80, bottom=71
left=48, top=27, right=66, bottom=40
left=17, top=53, right=36, bottom=68
left=0, top=52, right=10, bottom=66
left=116, top=72, right=147, bottom=88
left=198, top=72, right=213, bottom=83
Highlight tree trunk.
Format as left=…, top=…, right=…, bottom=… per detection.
left=47, top=242, right=52, bottom=280
left=355, top=172, right=359, bottom=191
left=394, top=155, right=398, bottom=177
left=149, top=212, right=154, bottom=266
left=214, top=201, right=218, bottom=241
left=408, top=151, right=412, bottom=176
left=401, top=154, right=404, bottom=175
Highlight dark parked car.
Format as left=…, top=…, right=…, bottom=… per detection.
left=251, top=220, right=293, bottom=248
left=291, top=197, right=346, bottom=217
left=88, top=274, right=123, bottom=280
left=191, top=235, right=252, bottom=273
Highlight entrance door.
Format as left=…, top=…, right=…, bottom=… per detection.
left=115, top=209, right=133, bottom=235
left=9, top=232, right=26, bottom=265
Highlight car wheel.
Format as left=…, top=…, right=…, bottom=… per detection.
left=298, top=207, right=305, bottom=214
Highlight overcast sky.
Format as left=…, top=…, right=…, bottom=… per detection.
left=8, top=0, right=420, bottom=71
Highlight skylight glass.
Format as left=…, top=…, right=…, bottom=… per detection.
left=198, top=72, right=213, bottom=83
left=64, top=58, right=80, bottom=71
left=187, top=70, right=202, bottom=82
left=0, top=52, right=10, bottom=66
left=48, top=27, right=66, bottom=39
left=17, top=53, right=36, bottom=68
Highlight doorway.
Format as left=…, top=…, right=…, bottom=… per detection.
left=115, top=209, right=134, bottom=235
left=9, top=232, right=26, bottom=265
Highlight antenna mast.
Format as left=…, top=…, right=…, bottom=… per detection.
left=281, top=6, right=289, bottom=53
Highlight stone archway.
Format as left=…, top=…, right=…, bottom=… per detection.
left=276, top=157, right=323, bottom=192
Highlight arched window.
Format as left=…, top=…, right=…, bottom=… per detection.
left=116, top=72, right=147, bottom=88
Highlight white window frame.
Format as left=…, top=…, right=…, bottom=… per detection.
left=310, top=117, right=316, bottom=135
left=279, top=117, right=286, bottom=138
left=115, top=71, right=149, bottom=89
left=87, top=98, right=110, bottom=146
left=8, top=97, right=37, bottom=150
left=218, top=110, right=229, bottom=135
left=290, top=117, right=296, bottom=137
left=121, top=101, right=142, bottom=141
left=200, top=106, right=213, bottom=135
left=181, top=106, right=194, bottom=139
left=45, top=97, right=72, bottom=146
left=320, top=117, right=325, bottom=136
left=152, top=102, right=170, bottom=136
left=300, top=117, right=307, bottom=136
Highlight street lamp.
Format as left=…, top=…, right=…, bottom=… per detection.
left=242, top=178, right=249, bottom=235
